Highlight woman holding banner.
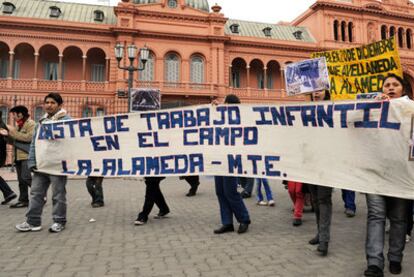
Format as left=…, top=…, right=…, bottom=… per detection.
left=364, top=74, right=411, bottom=277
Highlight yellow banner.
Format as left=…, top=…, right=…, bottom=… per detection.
left=311, top=37, right=403, bottom=100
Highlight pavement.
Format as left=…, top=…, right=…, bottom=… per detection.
left=0, top=169, right=413, bottom=277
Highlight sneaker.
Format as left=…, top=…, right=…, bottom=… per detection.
left=364, top=265, right=384, bottom=277
left=10, top=201, right=29, bottom=208
left=345, top=209, right=356, bottom=217
left=1, top=193, right=17, bottom=205
left=49, top=223, right=65, bottom=233
left=91, top=202, right=104, bottom=208
left=389, top=261, right=402, bottom=275
left=257, top=201, right=268, bottom=206
left=406, top=234, right=411, bottom=242
left=292, top=218, right=302, bottom=226
left=134, top=219, right=146, bottom=225
left=15, top=222, right=42, bottom=232
left=268, top=200, right=275, bottom=206
left=154, top=211, right=169, bottom=219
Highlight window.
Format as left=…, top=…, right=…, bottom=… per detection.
left=341, top=21, right=347, bottom=42
left=0, top=106, right=8, bottom=123
left=0, top=59, right=8, bottom=78
left=91, top=64, right=105, bottom=82
left=96, top=108, right=105, bottom=117
left=348, top=22, right=353, bottom=42
left=257, top=72, right=264, bottom=89
left=190, top=56, right=204, bottom=84
left=263, top=27, right=272, bottom=37
left=293, top=30, right=303, bottom=40
left=82, top=107, right=93, bottom=118
left=381, top=25, right=387, bottom=40
left=94, top=10, right=104, bottom=22
left=139, top=53, right=154, bottom=81
left=407, top=29, right=412, bottom=49
left=231, top=70, right=240, bottom=88
left=230, top=24, right=240, bottom=34
left=266, top=72, right=273, bottom=89
left=333, top=20, right=339, bottom=41
left=13, top=59, right=20, bottom=79
left=168, top=0, right=177, bottom=8
left=2, top=2, right=15, bottom=14
left=44, top=62, right=59, bottom=80
left=398, top=28, right=404, bottom=48
left=390, top=26, right=395, bottom=38
left=49, top=6, right=61, bottom=18
left=164, top=53, right=180, bottom=83
left=34, top=106, right=43, bottom=122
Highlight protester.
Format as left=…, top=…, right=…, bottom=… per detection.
left=134, top=177, right=170, bottom=225
left=15, top=93, right=71, bottom=233
left=0, top=105, right=35, bottom=208
left=341, top=189, right=356, bottom=217
left=364, top=74, right=411, bottom=277
left=0, top=113, right=17, bottom=204
left=212, top=94, right=250, bottom=234
left=240, top=177, right=254, bottom=198
left=86, top=176, right=104, bottom=208
left=286, top=180, right=305, bottom=226
left=307, top=89, right=332, bottom=256
left=180, top=176, right=200, bottom=197
left=256, top=178, right=274, bottom=206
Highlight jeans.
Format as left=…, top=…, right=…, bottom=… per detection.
left=215, top=176, right=250, bottom=225
left=256, top=178, right=273, bottom=202
left=365, top=194, right=408, bottom=269
left=309, top=184, right=332, bottom=242
left=239, top=177, right=254, bottom=195
left=137, top=177, right=169, bottom=222
left=0, top=176, right=14, bottom=198
left=26, top=172, right=67, bottom=226
left=407, top=201, right=413, bottom=237
left=86, top=176, right=104, bottom=204
left=341, top=189, right=356, bottom=212
left=15, top=160, right=32, bottom=203
left=288, top=181, right=304, bottom=219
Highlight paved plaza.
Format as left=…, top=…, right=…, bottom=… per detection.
left=0, top=171, right=413, bottom=277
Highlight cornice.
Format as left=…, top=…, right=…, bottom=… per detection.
left=226, top=39, right=318, bottom=53
left=128, top=29, right=229, bottom=43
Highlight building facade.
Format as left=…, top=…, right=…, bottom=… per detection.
left=0, top=0, right=413, bottom=122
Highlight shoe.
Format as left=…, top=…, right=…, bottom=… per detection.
left=154, top=211, right=169, bottom=219
left=10, top=202, right=29, bottom=208
left=241, top=192, right=251, bottom=199
left=134, top=219, right=147, bottom=225
left=49, top=222, right=65, bottom=233
left=292, top=218, right=302, bottom=226
left=186, top=189, right=196, bottom=197
left=268, top=200, right=275, bottom=206
left=406, top=234, right=411, bottom=242
left=214, top=224, right=234, bottom=234
left=91, top=202, right=104, bottom=208
left=364, top=265, right=384, bottom=277
left=257, top=200, right=267, bottom=206
left=345, top=209, right=356, bottom=217
left=308, top=235, right=320, bottom=245
left=317, top=241, right=328, bottom=256
left=237, top=223, right=249, bottom=234
left=15, top=221, right=42, bottom=232
left=389, top=261, right=402, bottom=275
left=1, top=193, right=17, bottom=205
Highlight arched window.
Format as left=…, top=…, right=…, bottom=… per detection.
left=348, top=22, right=353, bottom=42
left=168, top=0, right=177, bottom=8
left=82, top=107, right=93, bottom=118
left=334, top=20, right=339, bottom=41
left=164, top=53, right=180, bottom=84
left=0, top=106, right=8, bottom=123
left=190, top=55, right=204, bottom=84
left=139, top=53, right=154, bottom=81
left=398, top=27, right=404, bottom=48
left=33, top=106, right=43, bottom=122
left=231, top=69, right=240, bottom=88
left=341, top=21, right=347, bottom=42
left=381, top=25, right=387, bottom=40
left=407, top=29, right=412, bottom=49
left=390, top=26, right=395, bottom=38
left=96, top=108, right=105, bottom=117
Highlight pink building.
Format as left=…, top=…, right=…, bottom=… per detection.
left=0, top=0, right=413, bottom=121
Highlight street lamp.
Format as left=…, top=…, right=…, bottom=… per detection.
left=115, top=43, right=150, bottom=112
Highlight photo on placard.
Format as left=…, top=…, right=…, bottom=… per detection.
left=130, top=88, right=161, bottom=111
left=285, top=57, right=330, bottom=96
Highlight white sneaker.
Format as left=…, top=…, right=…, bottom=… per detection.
left=15, top=222, right=42, bottom=232
left=49, top=223, right=65, bottom=233
left=257, top=201, right=268, bottom=206
left=406, top=234, right=411, bottom=242
left=134, top=219, right=146, bottom=225
left=268, top=200, right=275, bottom=207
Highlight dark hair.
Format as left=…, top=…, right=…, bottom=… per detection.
left=224, top=94, right=241, bottom=104
left=383, top=73, right=412, bottom=99
left=310, top=90, right=330, bottom=101
left=44, top=92, right=63, bottom=105
left=10, top=105, right=29, bottom=118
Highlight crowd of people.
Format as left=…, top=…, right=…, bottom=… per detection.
left=0, top=75, right=413, bottom=277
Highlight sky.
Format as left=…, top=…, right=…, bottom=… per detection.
left=58, top=0, right=317, bottom=23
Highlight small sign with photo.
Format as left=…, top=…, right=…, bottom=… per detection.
left=284, top=57, right=330, bottom=96
left=130, top=88, right=161, bottom=112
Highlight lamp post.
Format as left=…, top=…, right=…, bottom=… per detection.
left=114, top=43, right=150, bottom=112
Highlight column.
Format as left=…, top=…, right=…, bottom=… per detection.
left=81, top=55, right=87, bottom=91
left=33, top=52, right=39, bottom=89
left=246, top=65, right=250, bottom=88
left=229, top=65, right=233, bottom=88
left=7, top=51, right=14, bottom=88
left=263, top=66, right=268, bottom=97
left=58, top=54, right=63, bottom=90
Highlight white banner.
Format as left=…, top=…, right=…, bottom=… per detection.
left=36, top=98, right=414, bottom=199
